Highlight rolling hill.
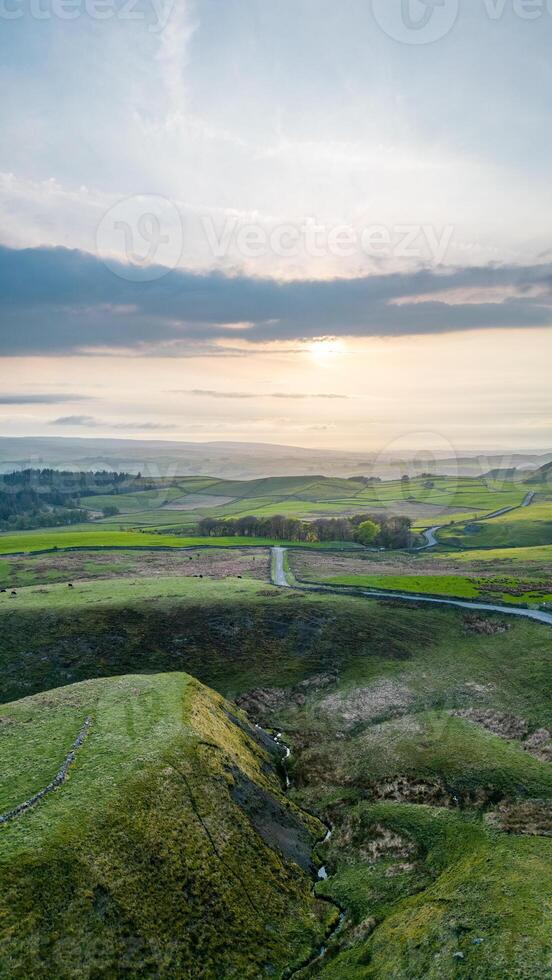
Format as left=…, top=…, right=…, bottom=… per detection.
left=0, top=672, right=329, bottom=978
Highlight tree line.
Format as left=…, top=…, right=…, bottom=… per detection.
left=197, top=513, right=413, bottom=548
left=0, top=468, right=131, bottom=531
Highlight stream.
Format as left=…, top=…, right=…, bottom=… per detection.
left=270, top=729, right=346, bottom=977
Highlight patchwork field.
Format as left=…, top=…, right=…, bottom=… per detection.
left=75, top=474, right=531, bottom=530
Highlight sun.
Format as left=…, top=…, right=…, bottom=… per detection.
left=308, top=338, right=345, bottom=365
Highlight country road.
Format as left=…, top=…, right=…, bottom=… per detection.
left=272, top=546, right=290, bottom=587
left=417, top=489, right=536, bottom=551
left=270, top=547, right=552, bottom=627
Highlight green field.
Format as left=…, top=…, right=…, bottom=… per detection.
left=79, top=474, right=529, bottom=530
left=0, top=528, right=361, bottom=556
left=437, top=500, right=552, bottom=550
left=438, top=543, right=552, bottom=563
left=5, top=473, right=531, bottom=562
left=310, top=572, right=552, bottom=606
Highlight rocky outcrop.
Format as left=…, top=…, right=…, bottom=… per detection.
left=485, top=800, right=552, bottom=837
left=451, top=709, right=552, bottom=764
left=452, top=709, right=529, bottom=741
left=236, top=672, right=338, bottom=722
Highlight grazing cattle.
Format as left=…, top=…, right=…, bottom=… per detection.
left=68, top=583, right=74, bottom=589
left=0, top=588, right=6, bottom=593
left=11, top=591, right=17, bottom=596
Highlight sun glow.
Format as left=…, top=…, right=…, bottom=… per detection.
left=308, top=338, right=346, bottom=365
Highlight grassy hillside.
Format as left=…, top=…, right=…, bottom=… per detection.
left=0, top=672, right=329, bottom=978
left=238, top=599, right=552, bottom=977
left=437, top=501, right=552, bottom=550
left=525, top=460, right=552, bottom=488
left=314, top=802, right=552, bottom=979
left=2, top=576, right=552, bottom=976
left=0, top=577, right=446, bottom=703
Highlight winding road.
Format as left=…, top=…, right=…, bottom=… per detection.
left=270, top=547, right=552, bottom=627
left=417, top=489, right=537, bottom=551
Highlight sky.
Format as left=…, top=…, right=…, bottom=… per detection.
left=1, top=0, right=552, bottom=453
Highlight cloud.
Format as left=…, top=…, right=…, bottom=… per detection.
left=112, top=422, right=178, bottom=431
left=50, top=415, right=176, bottom=431
left=51, top=415, right=99, bottom=427
left=0, top=393, right=93, bottom=405
left=174, top=388, right=348, bottom=399
left=1, top=245, right=552, bottom=357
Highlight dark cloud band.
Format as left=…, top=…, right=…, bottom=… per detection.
left=1, top=245, right=551, bottom=356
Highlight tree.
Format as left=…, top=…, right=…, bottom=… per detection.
left=356, top=519, right=379, bottom=546
left=102, top=504, right=120, bottom=517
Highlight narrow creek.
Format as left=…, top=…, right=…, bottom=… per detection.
left=269, top=729, right=346, bottom=977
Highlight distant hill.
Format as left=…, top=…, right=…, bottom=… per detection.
left=481, top=467, right=521, bottom=480
left=1, top=436, right=551, bottom=481
left=0, top=673, right=326, bottom=977
left=525, top=460, right=552, bottom=485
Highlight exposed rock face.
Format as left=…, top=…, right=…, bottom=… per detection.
left=357, top=823, right=417, bottom=864
left=236, top=672, right=338, bottom=722
left=368, top=776, right=454, bottom=808
left=525, top=728, right=552, bottom=762
left=228, top=767, right=316, bottom=873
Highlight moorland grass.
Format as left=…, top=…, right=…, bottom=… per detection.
left=0, top=672, right=328, bottom=978
left=315, top=802, right=552, bottom=979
